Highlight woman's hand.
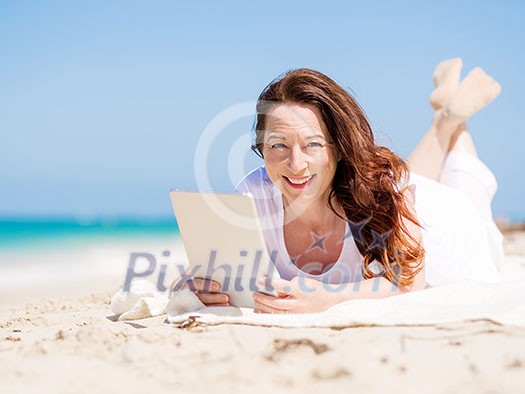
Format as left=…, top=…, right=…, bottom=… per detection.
left=177, top=278, right=231, bottom=307
left=253, top=276, right=343, bottom=314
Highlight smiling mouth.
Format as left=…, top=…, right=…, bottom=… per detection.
left=283, top=175, right=315, bottom=188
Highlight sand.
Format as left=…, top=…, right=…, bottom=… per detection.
left=1, top=232, right=525, bottom=393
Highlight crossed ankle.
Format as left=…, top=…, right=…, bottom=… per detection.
left=440, top=107, right=467, bottom=121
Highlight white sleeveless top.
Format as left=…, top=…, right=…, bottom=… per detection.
left=235, top=166, right=503, bottom=287
left=235, top=166, right=365, bottom=284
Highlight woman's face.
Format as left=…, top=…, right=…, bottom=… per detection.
left=262, top=103, right=339, bottom=208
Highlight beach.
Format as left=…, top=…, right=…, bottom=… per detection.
left=1, top=228, right=525, bottom=393
left=2, top=1, right=525, bottom=392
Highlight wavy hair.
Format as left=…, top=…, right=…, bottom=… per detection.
left=253, top=68, right=424, bottom=289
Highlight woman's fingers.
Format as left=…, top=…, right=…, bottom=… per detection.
left=186, top=278, right=229, bottom=305
left=170, top=277, right=229, bottom=306
left=259, top=276, right=295, bottom=295
left=253, top=291, right=295, bottom=312
left=171, top=276, right=218, bottom=292
left=253, top=300, right=290, bottom=314
left=186, top=278, right=221, bottom=292
left=195, top=291, right=230, bottom=306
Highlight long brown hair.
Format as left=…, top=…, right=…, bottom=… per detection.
left=253, top=68, right=424, bottom=289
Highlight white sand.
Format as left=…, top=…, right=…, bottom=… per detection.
left=1, top=233, right=525, bottom=393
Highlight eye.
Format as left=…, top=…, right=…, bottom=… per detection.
left=306, top=141, right=323, bottom=148
left=270, top=143, right=287, bottom=149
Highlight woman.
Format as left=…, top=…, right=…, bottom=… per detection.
left=191, top=59, right=503, bottom=313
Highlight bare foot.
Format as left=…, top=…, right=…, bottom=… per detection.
left=446, top=67, right=501, bottom=118
left=429, top=57, right=463, bottom=110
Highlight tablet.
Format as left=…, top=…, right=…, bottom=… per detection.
left=169, top=189, right=281, bottom=308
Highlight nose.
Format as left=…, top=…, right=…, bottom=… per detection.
left=288, top=145, right=309, bottom=173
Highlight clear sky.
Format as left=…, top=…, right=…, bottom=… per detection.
left=1, top=0, right=523, bottom=221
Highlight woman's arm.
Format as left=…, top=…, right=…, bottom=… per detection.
left=253, top=274, right=418, bottom=314
left=253, top=188, right=426, bottom=313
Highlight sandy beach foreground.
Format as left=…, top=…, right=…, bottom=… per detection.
left=1, top=231, right=525, bottom=394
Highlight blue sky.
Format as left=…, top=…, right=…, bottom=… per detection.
left=0, top=0, right=523, bottom=220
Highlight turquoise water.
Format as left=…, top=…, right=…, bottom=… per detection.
left=0, top=218, right=180, bottom=251
left=1, top=212, right=523, bottom=251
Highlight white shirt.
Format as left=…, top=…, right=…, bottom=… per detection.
left=235, top=167, right=370, bottom=285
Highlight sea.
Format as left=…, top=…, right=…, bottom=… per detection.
left=0, top=217, right=180, bottom=251
left=0, top=217, right=188, bottom=306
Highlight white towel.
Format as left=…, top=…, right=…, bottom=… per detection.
left=110, top=280, right=204, bottom=321
left=111, top=280, right=168, bottom=320
left=166, top=278, right=525, bottom=328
